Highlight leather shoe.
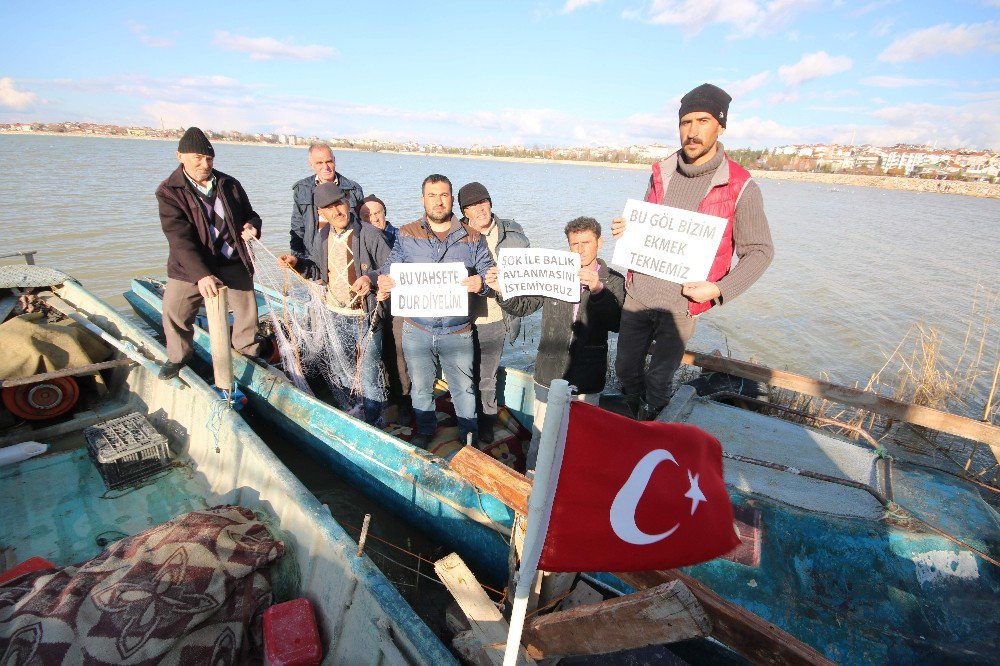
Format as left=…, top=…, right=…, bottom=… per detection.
left=158, top=361, right=184, bottom=380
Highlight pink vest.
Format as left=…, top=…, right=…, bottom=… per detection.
left=646, top=156, right=752, bottom=316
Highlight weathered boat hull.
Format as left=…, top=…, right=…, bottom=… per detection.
left=126, top=277, right=1000, bottom=664
left=3, top=275, right=456, bottom=664
left=126, top=278, right=515, bottom=584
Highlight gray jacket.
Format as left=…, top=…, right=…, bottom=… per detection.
left=290, top=172, right=365, bottom=261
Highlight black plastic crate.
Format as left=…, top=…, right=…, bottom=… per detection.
left=84, top=413, right=171, bottom=489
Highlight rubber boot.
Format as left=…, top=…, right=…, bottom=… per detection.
left=621, top=393, right=642, bottom=419
left=395, top=395, right=413, bottom=425
left=638, top=399, right=663, bottom=422
left=478, top=414, right=497, bottom=445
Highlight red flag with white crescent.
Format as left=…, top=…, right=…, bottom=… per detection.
left=537, top=401, right=739, bottom=572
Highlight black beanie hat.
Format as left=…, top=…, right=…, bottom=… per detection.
left=178, top=127, right=215, bottom=156
left=678, top=84, right=732, bottom=128
left=458, top=182, right=491, bottom=211
left=314, top=182, right=348, bottom=208
left=356, top=194, right=387, bottom=217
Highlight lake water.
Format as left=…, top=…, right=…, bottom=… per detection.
left=2, top=134, right=997, bottom=414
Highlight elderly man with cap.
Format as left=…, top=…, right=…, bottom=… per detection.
left=278, top=183, right=390, bottom=425
left=289, top=143, right=365, bottom=271
left=357, top=194, right=398, bottom=248
left=155, top=126, right=268, bottom=380
left=611, top=83, right=774, bottom=419
left=458, top=181, right=529, bottom=443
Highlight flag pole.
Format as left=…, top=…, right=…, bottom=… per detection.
left=502, top=379, right=573, bottom=666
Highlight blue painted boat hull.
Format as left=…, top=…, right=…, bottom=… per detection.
left=3, top=273, right=457, bottom=664
left=126, top=278, right=1000, bottom=664
left=126, top=278, right=515, bottom=585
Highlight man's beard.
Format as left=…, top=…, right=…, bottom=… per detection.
left=426, top=209, right=451, bottom=223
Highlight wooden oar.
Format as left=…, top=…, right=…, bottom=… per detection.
left=43, top=295, right=183, bottom=387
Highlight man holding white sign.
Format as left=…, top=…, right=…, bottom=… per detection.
left=377, top=174, right=495, bottom=447
left=486, top=217, right=624, bottom=469
left=459, top=181, right=530, bottom=444
left=611, top=83, right=773, bottom=419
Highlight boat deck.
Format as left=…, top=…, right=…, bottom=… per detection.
left=662, top=386, right=885, bottom=519
left=0, top=413, right=209, bottom=568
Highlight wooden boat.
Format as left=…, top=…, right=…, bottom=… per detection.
left=126, top=276, right=1000, bottom=664
left=126, top=278, right=516, bottom=584
left=1, top=266, right=457, bottom=664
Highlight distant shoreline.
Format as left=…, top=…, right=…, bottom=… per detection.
left=6, top=130, right=997, bottom=199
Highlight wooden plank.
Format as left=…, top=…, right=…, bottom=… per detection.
left=434, top=553, right=536, bottom=666
left=449, top=445, right=530, bottom=515
left=522, top=580, right=711, bottom=658
left=452, top=630, right=493, bottom=666
left=681, top=350, right=1000, bottom=463
left=204, top=286, right=233, bottom=390
left=617, top=570, right=836, bottom=666
left=0, top=359, right=133, bottom=388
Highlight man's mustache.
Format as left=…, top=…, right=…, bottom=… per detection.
left=685, top=138, right=703, bottom=146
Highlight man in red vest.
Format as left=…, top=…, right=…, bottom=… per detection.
left=611, top=83, right=774, bottom=420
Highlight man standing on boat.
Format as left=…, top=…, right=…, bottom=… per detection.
left=376, top=175, right=495, bottom=448
left=612, top=83, right=773, bottom=419
left=279, top=183, right=390, bottom=425
left=485, top=216, right=624, bottom=469
left=289, top=143, right=365, bottom=268
left=458, top=181, right=530, bottom=444
left=156, top=127, right=268, bottom=380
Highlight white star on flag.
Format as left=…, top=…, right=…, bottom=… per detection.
left=685, top=469, right=707, bottom=515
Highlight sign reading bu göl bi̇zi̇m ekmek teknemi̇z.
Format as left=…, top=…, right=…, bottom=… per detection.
left=611, top=199, right=728, bottom=284
left=389, top=262, right=468, bottom=317
left=496, top=248, right=581, bottom=303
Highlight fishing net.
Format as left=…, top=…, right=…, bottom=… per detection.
left=246, top=238, right=386, bottom=422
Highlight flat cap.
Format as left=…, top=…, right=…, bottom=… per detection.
left=315, top=182, right=348, bottom=208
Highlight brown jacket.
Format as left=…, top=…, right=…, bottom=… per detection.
left=155, top=165, right=262, bottom=283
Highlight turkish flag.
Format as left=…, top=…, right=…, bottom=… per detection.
left=537, top=401, right=739, bottom=572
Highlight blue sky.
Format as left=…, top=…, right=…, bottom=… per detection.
left=1, top=1, right=998, bottom=149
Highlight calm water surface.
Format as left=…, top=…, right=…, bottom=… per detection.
left=2, top=135, right=997, bottom=412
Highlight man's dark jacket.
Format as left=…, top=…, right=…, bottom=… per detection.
left=294, top=218, right=390, bottom=316
left=499, top=259, right=624, bottom=394
left=290, top=172, right=364, bottom=260
left=156, top=166, right=261, bottom=283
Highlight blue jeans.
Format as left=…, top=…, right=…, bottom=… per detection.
left=328, top=312, right=385, bottom=425
left=401, top=321, right=477, bottom=440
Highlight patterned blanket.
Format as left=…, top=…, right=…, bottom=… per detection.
left=0, top=505, right=285, bottom=665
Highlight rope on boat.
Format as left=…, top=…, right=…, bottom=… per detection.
left=206, top=396, right=230, bottom=454
left=332, top=513, right=508, bottom=601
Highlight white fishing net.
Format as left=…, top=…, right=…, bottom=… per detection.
left=246, top=238, right=386, bottom=421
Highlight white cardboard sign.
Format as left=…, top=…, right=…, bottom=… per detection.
left=389, top=262, right=468, bottom=317
left=497, top=248, right=581, bottom=303
left=611, top=199, right=727, bottom=284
